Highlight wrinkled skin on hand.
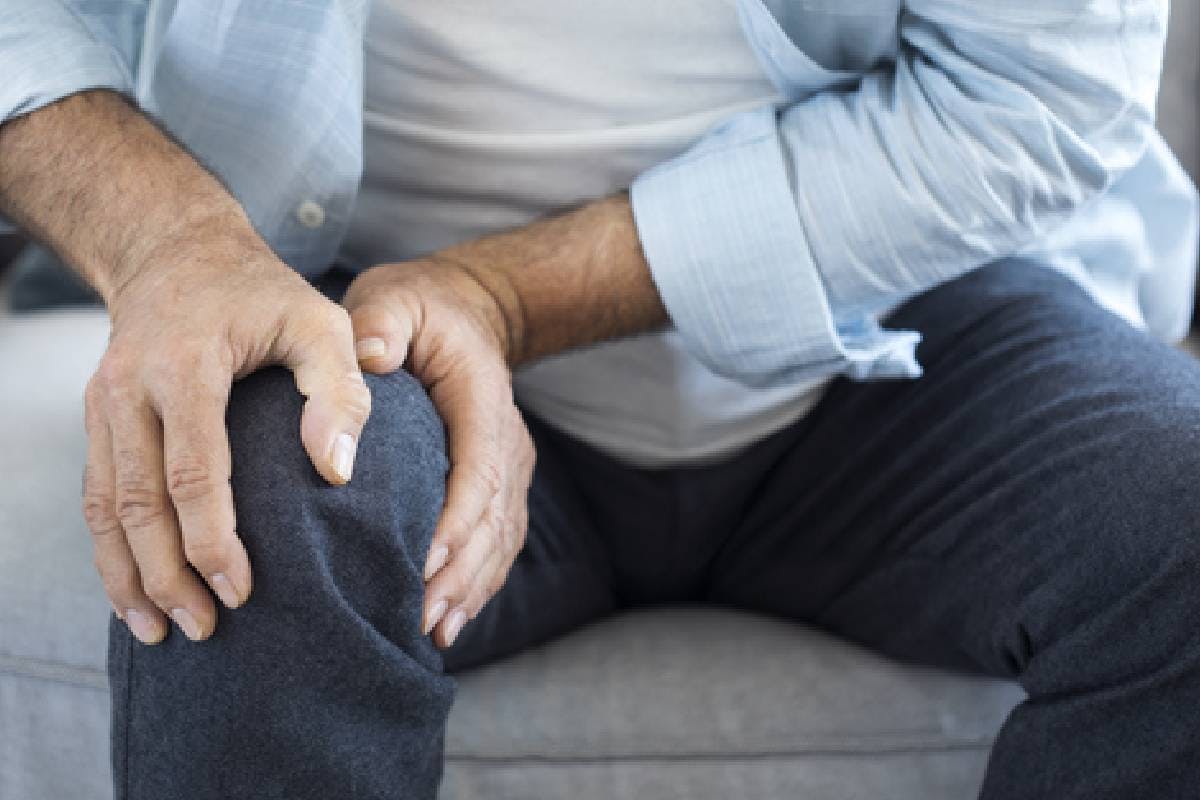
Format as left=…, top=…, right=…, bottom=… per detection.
left=342, top=257, right=535, bottom=649
left=84, top=225, right=371, bottom=644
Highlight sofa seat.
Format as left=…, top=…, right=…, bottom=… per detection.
left=0, top=309, right=1025, bottom=799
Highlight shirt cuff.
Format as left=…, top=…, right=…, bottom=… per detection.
left=630, top=105, right=922, bottom=386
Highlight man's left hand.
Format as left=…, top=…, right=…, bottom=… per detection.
left=341, top=258, right=535, bottom=649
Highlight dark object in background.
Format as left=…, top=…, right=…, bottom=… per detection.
left=2, top=240, right=99, bottom=311
left=0, top=233, right=23, bottom=273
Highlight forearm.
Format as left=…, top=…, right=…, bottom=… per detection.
left=433, top=194, right=667, bottom=366
left=0, top=90, right=259, bottom=304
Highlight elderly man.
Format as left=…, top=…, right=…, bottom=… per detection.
left=1, top=1, right=1197, bottom=798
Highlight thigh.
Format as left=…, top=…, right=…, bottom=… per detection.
left=708, top=258, right=1200, bottom=684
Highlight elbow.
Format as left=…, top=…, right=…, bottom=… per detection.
left=952, top=104, right=1153, bottom=258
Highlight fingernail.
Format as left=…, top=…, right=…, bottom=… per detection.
left=171, top=607, right=203, bottom=641
left=210, top=573, right=241, bottom=609
left=331, top=433, right=356, bottom=483
left=443, top=608, right=467, bottom=647
left=124, top=609, right=164, bottom=645
left=355, top=337, right=387, bottom=361
left=423, top=544, right=449, bottom=581
left=424, top=598, right=448, bottom=636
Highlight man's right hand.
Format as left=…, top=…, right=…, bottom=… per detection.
left=81, top=223, right=370, bottom=644
left=0, top=91, right=371, bottom=645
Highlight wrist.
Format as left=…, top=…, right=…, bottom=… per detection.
left=429, top=254, right=527, bottom=367
left=106, top=201, right=256, bottom=301
left=426, top=192, right=662, bottom=367
left=106, top=213, right=289, bottom=323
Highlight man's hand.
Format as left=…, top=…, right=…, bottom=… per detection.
left=342, top=259, right=535, bottom=649
left=343, top=195, right=667, bottom=648
left=0, top=91, right=371, bottom=645
left=82, top=226, right=371, bottom=644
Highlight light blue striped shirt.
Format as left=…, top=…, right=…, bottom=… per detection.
left=2, top=0, right=1197, bottom=386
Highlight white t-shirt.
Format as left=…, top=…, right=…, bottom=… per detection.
left=345, top=0, right=830, bottom=467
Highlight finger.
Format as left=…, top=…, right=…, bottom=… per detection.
left=432, top=413, right=532, bottom=646
left=109, top=393, right=216, bottom=641
left=433, top=530, right=508, bottom=648
left=83, top=382, right=166, bottom=645
left=348, top=299, right=413, bottom=374
left=281, top=301, right=372, bottom=485
left=458, top=441, right=529, bottom=619
left=423, top=502, right=500, bottom=637
left=422, top=373, right=506, bottom=579
left=451, top=543, right=506, bottom=622
left=150, top=367, right=252, bottom=610
left=446, top=488, right=527, bottom=630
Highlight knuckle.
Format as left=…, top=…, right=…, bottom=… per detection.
left=165, top=457, right=219, bottom=505
left=474, top=461, right=503, bottom=500
left=81, top=472, right=120, bottom=537
left=317, top=302, right=353, bottom=335
left=98, top=347, right=139, bottom=390
left=483, top=506, right=505, bottom=542
left=82, top=493, right=122, bottom=538
left=439, top=518, right=472, bottom=549
left=95, top=349, right=125, bottom=383
left=290, top=299, right=351, bottom=347
left=115, top=481, right=168, bottom=532
left=144, top=347, right=188, bottom=382
left=448, top=571, right=474, bottom=604
left=338, top=377, right=372, bottom=424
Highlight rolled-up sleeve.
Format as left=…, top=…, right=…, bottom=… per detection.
left=0, top=1, right=133, bottom=124
left=631, top=0, right=1167, bottom=385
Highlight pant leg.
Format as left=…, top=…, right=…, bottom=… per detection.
left=706, top=259, right=1200, bottom=799
left=107, top=322, right=619, bottom=795
left=108, top=366, right=454, bottom=799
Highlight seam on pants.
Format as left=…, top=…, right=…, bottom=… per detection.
left=118, top=623, right=133, bottom=800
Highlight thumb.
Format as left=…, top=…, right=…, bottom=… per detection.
left=346, top=297, right=414, bottom=375
left=280, top=302, right=373, bottom=485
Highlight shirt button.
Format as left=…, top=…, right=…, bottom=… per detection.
left=295, top=201, right=326, bottom=229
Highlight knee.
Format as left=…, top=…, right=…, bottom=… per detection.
left=226, top=365, right=446, bottom=499
left=225, top=366, right=447, bottom=587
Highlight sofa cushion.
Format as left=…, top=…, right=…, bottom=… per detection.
left=0, top=309, right=1024, bottom=799
left=442, top=609, right=1023, bottom=799
left=0, top=310, right=111, bottom=672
